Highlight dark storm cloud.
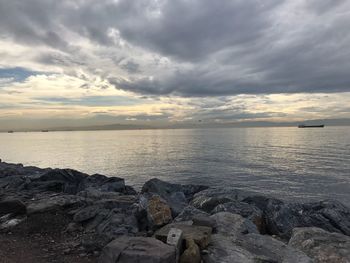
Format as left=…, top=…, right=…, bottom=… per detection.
left=1, top=0, right=350, bottom=97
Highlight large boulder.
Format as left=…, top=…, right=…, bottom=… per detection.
left=0, top=162, right=45, bottom=178
left=28, top=169, right=88, bottom=194
left=242, top=195, right=272, bottom=211
left=141, top=179, right=207, bottom=216
left=73, top=195, right=138, bottom=247
left=26, top=194, right=85, bottom=214
left=95, top=209, right=138, bottom=240
left=190, top=187, right=254, bottom=213
left=138, top=195, right=172, bottom=230
left=174, top=205, right=209, bottom=222
left=155, top=223, right=212, bottom=249
left=203, top=234, right=256, bottom=263
left=210, top=212, right=258, bottom=239
left=203, top=232, right=312, bottom=263
left=211, top=201, right=264, bottom=232
left=236, top=233, right=312, bottom=263
left=289, top=227, right=350, bottom=263
left=78, top=174, right=136, bottom=194
left=99, top=237, right=176, bottom=263
left=265, top=199, right=350, bottom=239
left=142, top=178, right=207, bottom=200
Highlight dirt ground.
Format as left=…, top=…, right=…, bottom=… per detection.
left=0, top=211, right=98, bottom=263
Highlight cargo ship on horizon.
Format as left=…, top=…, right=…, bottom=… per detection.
left=298, top=124, right=325, bottom=128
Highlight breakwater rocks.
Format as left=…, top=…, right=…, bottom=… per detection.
left=1, top=161, right=350, bottom=263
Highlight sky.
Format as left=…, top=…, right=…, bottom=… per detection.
left=1, top=0, right=350, bottom=130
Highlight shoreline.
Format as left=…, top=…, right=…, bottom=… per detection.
left=1, top=160, right=350, bottom=262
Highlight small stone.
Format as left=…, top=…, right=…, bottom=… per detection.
left=155, top=223, right=212, bottom=249
left=167, top=228, right=184, bottom=261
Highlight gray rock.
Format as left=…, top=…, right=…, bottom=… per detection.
left=141, top=178, right=207, bottom=216
left=242, top=195, right=273, bottom=211
left=96, top=209, right=139, bottom=239
left=210, top=212, right=258, bottom=239
left=174, top=205, right=209, bottom=222
left=212, top=201, right=264, bottom=232
left=77, top=189, right=122, bottom=200
left=289, top=227, right=350, bottom=263
left=82, top=232, right=113, bottom=252
left=142, top=178, right=207, bottom=200
left=265, top=199, right=350, bottom=239
left=192, top=215, right=217, bottom=228
left=0, top=199, right=26, bottom=217
left=27, top=194, right=85, bottom=214
left=203, top=234, right=256, bottom=263
left=74, top=205, right=100, bottom=222
left=237, top=233, right=312, bottom=263
left=191, top=187, right=254, bottom=213
left=0, top=162, right=45, bottom=178
left=78, top=174, right=129, bottom=194
left=30, top=168, right=88, bottom=194
left=99, top=236, right=176, bottom=263
left=203, top=232, right=312, bottom=263
left=0, top=215, right=26, bottom=230
left=65, top=222, right=83, bottom=233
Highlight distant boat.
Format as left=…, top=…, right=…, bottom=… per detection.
left=298, top=124, right=324, bottom=128
left=41, top=130, right=49, bottom=132
left=7, top=130, right=14, bottom=133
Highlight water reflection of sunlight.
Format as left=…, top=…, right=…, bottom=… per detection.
left=0, top=127, right=349, bottom=203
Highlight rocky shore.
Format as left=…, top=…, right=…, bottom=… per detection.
left=0, top=160, right=350, bottom=263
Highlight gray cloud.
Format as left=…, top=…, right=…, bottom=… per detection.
left=0, top=0, right=350, bottom=97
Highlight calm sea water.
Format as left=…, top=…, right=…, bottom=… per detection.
left=0, top=127, right=349, bottom=203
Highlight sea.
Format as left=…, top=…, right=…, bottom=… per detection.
left=1, top=127, right=349, bottom=204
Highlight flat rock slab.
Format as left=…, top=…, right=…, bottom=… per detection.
left=27, top=195, right=85, bottom=214
left=174, top=205, right=209, bottom=222
left=155, top=223, right=212, bottom=249
left=99, top=236, right=176, bottom=263
left=289, top=227, right=350, bottom=263
left=237, top=233, right=312, bottom=263
left=204, top=233, right=312, bottom=263
left=203, top=234, right=256, bottom=263
left=210, top=212, right=258, bottom=239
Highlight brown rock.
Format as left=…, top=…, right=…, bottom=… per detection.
left=147, top=195, right=172, bottom=228
left=180, top=238, right=201, bottom=263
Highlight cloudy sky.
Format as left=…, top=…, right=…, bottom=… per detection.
left=1, top=0, right=350, bottom=129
